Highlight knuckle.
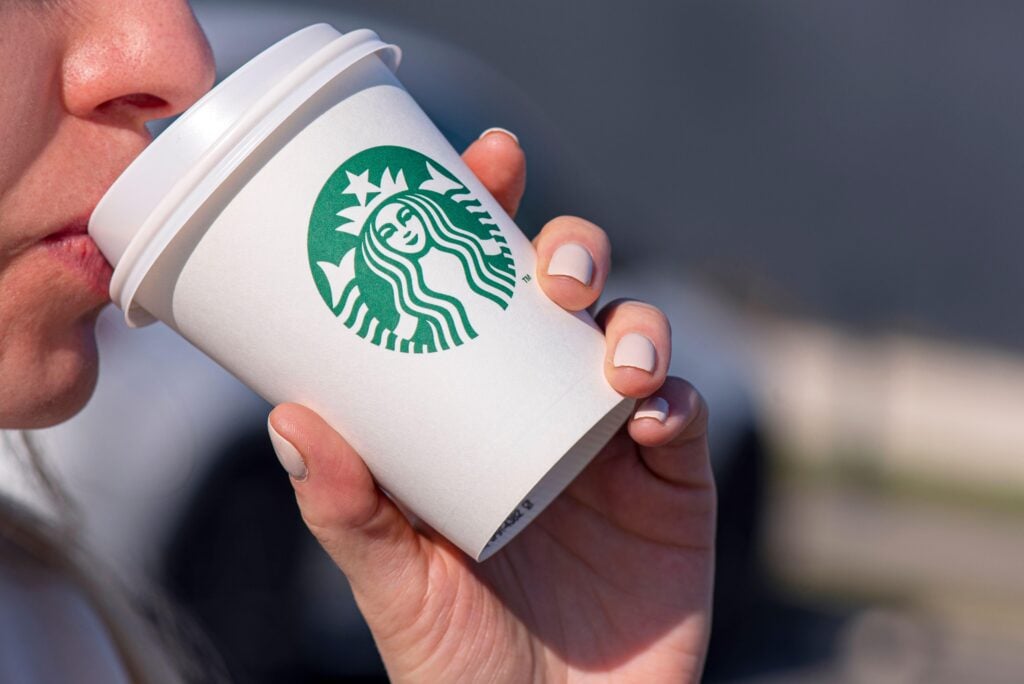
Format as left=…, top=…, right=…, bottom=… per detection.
left=556, top=214, right=596, bottom=229
left=644, top=303, right=671, bottom=331
left=539, top=215, right=575, bottom=235
left=617, top=299, right=670, bottom=327
left=571, top=216, right=609, bottom=241
left=541, top=215, right=603, bottom=239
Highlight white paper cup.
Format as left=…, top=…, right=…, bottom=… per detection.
left=89, top=24, right=634, bottom=561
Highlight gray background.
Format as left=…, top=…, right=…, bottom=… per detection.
left=241, top=0, right=1023, bottom=352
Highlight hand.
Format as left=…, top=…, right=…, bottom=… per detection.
left=268, top=130, right=715, bottom=683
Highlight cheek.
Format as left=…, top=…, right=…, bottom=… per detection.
left=0, top=14, right=61, bottom=208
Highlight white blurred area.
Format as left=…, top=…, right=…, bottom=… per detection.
left=752, top=320, right=1024, bottom=491
left=745, top=316, right=1024, bottom=684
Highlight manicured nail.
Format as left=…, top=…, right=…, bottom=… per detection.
left=634, top=396, right=669, bottom=423
left=268, top=418, right=307, bottom=481
left=478, top=127, right=519, bottom=146
left=547, top=242, right=594, bottom=285
left=613, top=333, right=657, bottom=372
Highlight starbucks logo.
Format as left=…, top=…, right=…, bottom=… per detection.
left=308, top=146, right=516, bottom=353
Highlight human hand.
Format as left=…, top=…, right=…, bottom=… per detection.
left=268, top=129, right=715, bottom=683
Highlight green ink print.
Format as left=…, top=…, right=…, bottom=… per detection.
left=309, top=146, right=516, bottom=353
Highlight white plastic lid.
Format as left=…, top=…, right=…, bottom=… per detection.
left=88, top=24, right=400, bottom=326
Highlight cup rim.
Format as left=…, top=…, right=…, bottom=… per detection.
left=90, top=25, right=400, bottom=326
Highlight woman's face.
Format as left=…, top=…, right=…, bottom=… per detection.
left=0, top=1, right=214, bottom=428
left=374, top=201, right=428, bottom=255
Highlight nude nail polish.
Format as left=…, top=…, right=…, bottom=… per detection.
left=478, top=127, right=519, bottom=145
left=547, top=243, right=594, bottom=285
left=268, top=419, right=308, bottom=481
left=613, top=333, right=657, bottom=372
left=634, top=396, right=669, bottom=423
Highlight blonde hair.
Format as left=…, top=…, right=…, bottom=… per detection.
left=0, top=431, right=228, bottom=684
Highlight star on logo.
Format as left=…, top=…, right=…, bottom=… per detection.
left=341, top=169, right=379, bottom=206
left=335, top=167, right=409, bottom=235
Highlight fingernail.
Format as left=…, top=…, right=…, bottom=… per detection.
left=268, top=418, right=308, bottom=481
left=634, top=396, right=669, bottom=423
left=547, top=242, right=594, bottom=285
left=613, top=333, right=657, bottom=372
left=478, top=127, right=519, bottom=146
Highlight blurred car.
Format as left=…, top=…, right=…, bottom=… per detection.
left=22, top=3, right=769, bottom=681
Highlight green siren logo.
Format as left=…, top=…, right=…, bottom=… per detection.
left=308, top=146, right=516, bottom=353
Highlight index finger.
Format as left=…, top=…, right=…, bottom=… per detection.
left=461, top=128, right=526, bottom=218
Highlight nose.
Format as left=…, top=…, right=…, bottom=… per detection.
left=61, top=0, right=216, bottom=130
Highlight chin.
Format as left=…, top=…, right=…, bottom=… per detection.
left=0, top=314, right=102, bottom=429
left=33, top=357, right=100, bottom=428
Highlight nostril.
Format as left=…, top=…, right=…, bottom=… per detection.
left=96, top=92, right=169, bottom=114
left=118, top=93, right=168, bottom=109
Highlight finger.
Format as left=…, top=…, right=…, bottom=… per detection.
left=594, top=298, right=671, bottom=397
left=628, top=377, right=714, bottom=490
left=267, top=404, right=429, bottom=614
left=461, top=128, right=526, bottom=218
left=532, top=216, right=611, bottom=312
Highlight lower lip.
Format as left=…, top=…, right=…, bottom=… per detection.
left=41, top=233, right=114, bottom=299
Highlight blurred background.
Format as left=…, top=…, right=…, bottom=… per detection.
left=3, top=1, right=1023, bottom=682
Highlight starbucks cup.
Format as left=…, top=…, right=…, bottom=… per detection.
left=88, top=24, right=634, bottom=561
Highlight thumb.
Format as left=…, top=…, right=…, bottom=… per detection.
left=267, top=403, right=429, bottom=614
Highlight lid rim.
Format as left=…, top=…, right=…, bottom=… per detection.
left=89, top=24, right=347, bottom=267
left=90, top=26, right=400, bottom=326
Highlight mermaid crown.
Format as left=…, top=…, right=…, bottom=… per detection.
left=335, top=161, right=461, bottom=236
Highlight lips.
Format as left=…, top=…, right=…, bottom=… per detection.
left=40, top=216, right=114, bottom=299
left=43, top=217, right=90, bottom=243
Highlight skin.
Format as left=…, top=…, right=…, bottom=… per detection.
left=0, top=0, right=214, bottom=427
left=0, top=1, right=715, bottom=681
